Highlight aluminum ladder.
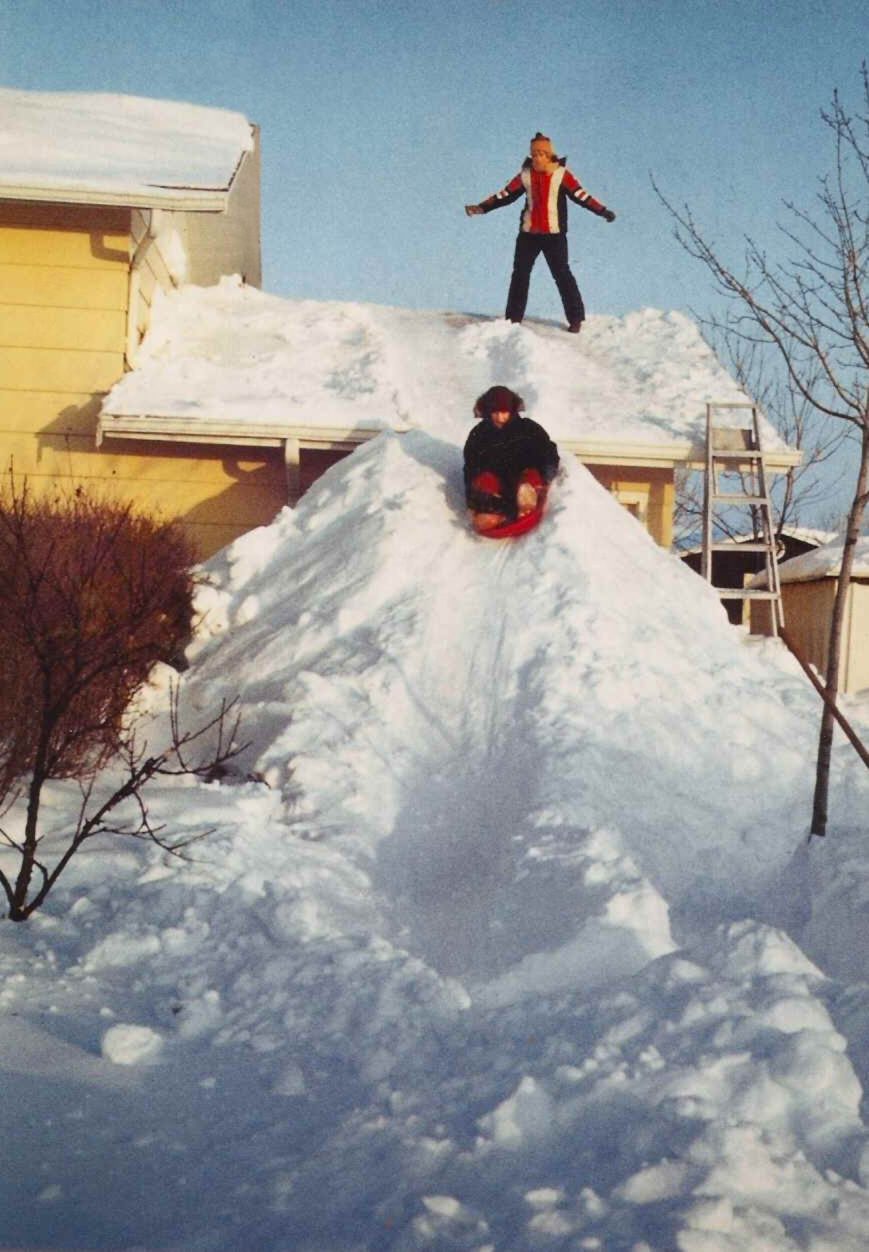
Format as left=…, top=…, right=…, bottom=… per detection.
left=701, top=402, right=784, bottom=635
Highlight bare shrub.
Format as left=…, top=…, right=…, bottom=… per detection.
left=0, top=476, right=242, bottom=920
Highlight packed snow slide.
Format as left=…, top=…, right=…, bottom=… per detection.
left=190, top=430, right=820, bottom=957
left=3, top=429, right=869, bottom=1251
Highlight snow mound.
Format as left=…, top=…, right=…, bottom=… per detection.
left=3, top=422, right=868, bottom=1250
left=188, top=430, right=818, bottom=969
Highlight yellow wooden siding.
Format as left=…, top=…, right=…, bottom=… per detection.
left=0, top=305, right=127, bottom=352
left=0, top=202, right=130, bottom=267
left=4, top=432, right=286, bottom=560
left=80, top=443, right=284, bottom=561
left=0, top=264, right=128, bottom=309
left=0, top=207, right=130, bottom=406
left=0, top=391, right=103, bottom=437
left=190, top=521, right=265, bottom=553
left=128, top=208, right=180, bottom=357
left=0, top=204, right=131, bottom=509
left=774, top=577, right=869, bottom=695
left=586, top=465, right=675, bottom=548
left=0, top=345, right=125, bottom=394
left=0, top=202, right=277, bottom=560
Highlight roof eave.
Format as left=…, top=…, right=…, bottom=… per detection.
left=0, top=124, right=256, bottom=214
left=97, top=416, right=802, bottom=471
left=561, top=438, right=802, bottom=473
left=96, top=414, right=400, bottom=449
left=0, top=184, right=230, bottom=212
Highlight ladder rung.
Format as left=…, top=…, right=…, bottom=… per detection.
left=711, top=449, right=764, bottom=460
left=708, top=542, right=771, bottom=552
left=715, top=588, right=780, bottom=600
left=709, top=422, right=757, bottom=439
left=712, top=493, right=768, bottom=504
left=705, top=404, right=783, bottom=630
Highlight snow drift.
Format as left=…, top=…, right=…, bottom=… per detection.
left=2, top=387, right=869, bottom=1251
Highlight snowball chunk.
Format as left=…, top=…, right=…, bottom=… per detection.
left=101, top=1023, right=164, bottom=1065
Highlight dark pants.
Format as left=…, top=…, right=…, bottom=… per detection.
left=505, top=232, right=585, bottom=325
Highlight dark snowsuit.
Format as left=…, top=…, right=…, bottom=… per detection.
left=464, top=414, right=560, bottom=519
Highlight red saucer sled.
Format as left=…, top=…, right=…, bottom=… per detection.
left=470, top=482, right=549, bottom=539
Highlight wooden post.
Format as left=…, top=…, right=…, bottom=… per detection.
left=780, top=628, right=869, bottom=775
left=284, top=437, right=301, bottom=505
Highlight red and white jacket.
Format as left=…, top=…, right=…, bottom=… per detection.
left=481, top=159, right=609, bottom=233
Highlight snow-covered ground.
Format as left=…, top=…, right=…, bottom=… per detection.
left=3, top=326, right=869, bottom=1250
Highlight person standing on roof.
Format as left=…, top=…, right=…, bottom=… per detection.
left=465, top=131, right=615, bottom=333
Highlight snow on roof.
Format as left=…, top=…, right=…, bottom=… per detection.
left=678, top=525, right=837, bottom=558
left=775, top=533, right=869, bottom=582
left=0, top=88, right=254, bottom=209
left=101, top=276, right=793, bottom=458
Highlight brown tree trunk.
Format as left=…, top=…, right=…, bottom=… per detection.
left=811, top=426, right=869, bottom=836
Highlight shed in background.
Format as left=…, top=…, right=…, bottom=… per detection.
left=680, top=528, right=834, bottom=626
left=752, top=535, right=869, bottom=695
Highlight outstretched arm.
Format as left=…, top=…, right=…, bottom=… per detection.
left=563, top=170, right=616, bottom=222
left=465, top=173, right=524, bottom=217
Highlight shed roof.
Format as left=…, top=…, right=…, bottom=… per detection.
left=679, top=526, right=836, bottom=559
left=98, top=277, right=800, bottom=470
left=0, top=88, right=254, bottom=211
left=775, top=534, right=869, bottom=583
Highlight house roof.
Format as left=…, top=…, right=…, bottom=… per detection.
left=98, top=278, right=801, bottom=470
left=679, top=526, right=837, bottom=559
left=772, top=534, right=869, bottom=583
left=0, top=88, right=255, bottom=211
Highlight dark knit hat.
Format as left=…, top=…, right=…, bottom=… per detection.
left=474, top=385, right=525, bottom=420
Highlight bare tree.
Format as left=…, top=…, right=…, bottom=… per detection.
left=657, top=66, right=869, bottom=837
left=0, top=476, right=243, bottom=920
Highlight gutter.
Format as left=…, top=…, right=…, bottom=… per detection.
left=0, top=123, right=255, bottom=214
left=96, top=414, right=400, bottom=449
left=0, top=184, right=230, bottom=212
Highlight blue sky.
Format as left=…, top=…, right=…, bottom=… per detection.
left=2, top=0, right=863, bottom=319
left=1, top=0, right=865, bottom=517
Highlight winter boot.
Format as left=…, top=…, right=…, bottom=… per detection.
left=516, top=480, right=539, bottom=516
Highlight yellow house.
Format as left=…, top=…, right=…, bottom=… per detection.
left=0, top=87, right=263, bottom=546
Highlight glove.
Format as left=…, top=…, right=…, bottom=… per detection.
left=465, top=204, right=484, bottom=216
left=602, top=209, right=616, bottom=223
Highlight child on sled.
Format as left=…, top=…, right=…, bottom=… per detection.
left=464, top=386, right=560, bottom=535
